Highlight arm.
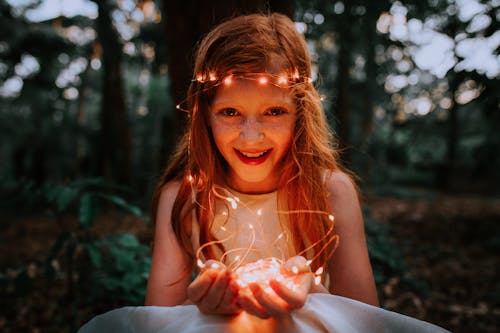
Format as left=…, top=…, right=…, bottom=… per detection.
left=145, top=181, right=191, bottom=306
left=145, top=181, right=240, bottom=314
left=325, top=171, right=379, bottom=306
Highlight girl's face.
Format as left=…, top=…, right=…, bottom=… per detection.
left=209, top=78, right=297, bottom=194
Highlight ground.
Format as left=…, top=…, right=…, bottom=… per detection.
left=366, top=193, right=500, bottom=332
left=1, top=193, right=499, bottom=332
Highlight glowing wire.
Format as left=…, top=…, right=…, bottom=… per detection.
left=194, top=186, right=339, bottom=289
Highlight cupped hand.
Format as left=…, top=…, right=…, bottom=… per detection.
left=236, top=256, right=314, bottom=319
left=187, top=260, right=241, bottom=315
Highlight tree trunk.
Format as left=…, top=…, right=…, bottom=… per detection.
left=335, top=4, right=352, bottom=164
left=159, top=0, right=294, bottom=168
left=96, top=0, right=131, bottom=185
left=359, top=2, right=378, bottom=178
left=438, top=75, right=461, bottom=190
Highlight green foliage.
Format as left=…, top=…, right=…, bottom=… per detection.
left=364, top=208, right=431, bottom=299
left=85, top=233, right=151, bottom=305
left=364, top=209, right=406, bottom=285
left=44, top=178, right=143, bottom=227
left=39, top=177, right=150, bottom=306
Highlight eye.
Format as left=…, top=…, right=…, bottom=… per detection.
left=265, top=107, right=287, bottom=116
left=219, top=108, right=239, bottom=117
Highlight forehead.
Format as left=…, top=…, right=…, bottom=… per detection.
left=212, top=78, right=295, bottom=106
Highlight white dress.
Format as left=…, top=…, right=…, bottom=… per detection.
left=78, top=189, right=450, bottom=333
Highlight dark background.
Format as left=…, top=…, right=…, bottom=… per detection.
left=0, top=0, right=499, bottom=332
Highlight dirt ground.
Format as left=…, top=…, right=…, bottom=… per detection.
left=366, top=193, right=500, bottom=332
left=1, top=193, right=499, bottom=332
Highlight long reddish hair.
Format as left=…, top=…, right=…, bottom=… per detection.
left=151, top=13, right=346, bottom=278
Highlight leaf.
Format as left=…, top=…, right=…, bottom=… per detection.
left=86, top=243, right=102, bottom=267
left=79, top=192, right=98, bottom=228
left=95, top=193, right=143, bottom=216
left=112, top=233, right=140, bottom=248
left=45, top=184, right=80, bottom=213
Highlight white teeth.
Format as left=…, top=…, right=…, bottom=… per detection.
left=240, top=150, right=268, bottom=158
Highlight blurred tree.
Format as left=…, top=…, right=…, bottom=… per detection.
left=93, top=0, right=132, bottom=185
left=0, top=0, right=75, bottom=185
left=296, top=0, right=392, bottom=167
left=1, top=0, right=498, bottom=196
left=388, top=0, right=500, bottom=191
left=159, top=0, right=294, bottom=167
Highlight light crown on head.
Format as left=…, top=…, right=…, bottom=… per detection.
left=192, top=70, right=313, bottom=88
left=176, top=70, right=313, bottom=113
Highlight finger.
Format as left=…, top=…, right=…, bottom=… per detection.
left=249, top=283, right=290, bottom=317
left=218, top=278, right=240, bottom=311
left=187, top=269, right=217, bottom=303
left=236, top=289, right=271, bottom=319
left=201, top=269, right=231, bottom=309
left=221, top=277, right=239, bottom=305
left=283, top=256, right=310, bottom=274
left=270, top=274, right=312, bottom=309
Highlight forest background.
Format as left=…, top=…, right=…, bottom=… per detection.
left=0, top=0, right=499, bottom=332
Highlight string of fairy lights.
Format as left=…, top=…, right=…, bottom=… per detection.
left=175, top=70, right=314, bottom=113
left=187, top=174, right=339, bottom=292
left=179, top=69, right=335, bottom=293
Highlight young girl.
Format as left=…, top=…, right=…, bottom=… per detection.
left=79, top=13, right=449, bottom=332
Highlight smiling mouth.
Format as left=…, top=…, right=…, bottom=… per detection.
left=234, top=148, right=272, bottom=164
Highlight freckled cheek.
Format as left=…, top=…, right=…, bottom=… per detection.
left=210, top=123, right=240, bottom=145
left=268, top=121, right=295, bottom=139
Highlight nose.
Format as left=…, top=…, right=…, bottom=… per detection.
left=239, top=117, right=264, bottom=141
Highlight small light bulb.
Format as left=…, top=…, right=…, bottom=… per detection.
left=209, top=73, right=217, bottom=81
left=226, top=197, right=238, bottom=209
left=223, top=76, right=232, bottom=85
left=315, top=267, right=324, bottom=275
left=258, top=76, right=268, bottom=85
left=256, top=209, right=262, bottom=216
left=328, top=214, right=335, bottom=221
left=278, top=76, right=287, bottom=85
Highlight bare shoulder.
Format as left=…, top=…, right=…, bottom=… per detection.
left=155, top=180, right=183, bottom=226
left=151, top=179, right=185, bottom=257
left=324, top=170, right=360, bottom=209
left=158, top=180, right=183, bottom=209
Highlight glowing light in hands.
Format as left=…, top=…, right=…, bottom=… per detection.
left=235, top=258, right=281, bottom=288
left=191, top=179, right=337, bottom=293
